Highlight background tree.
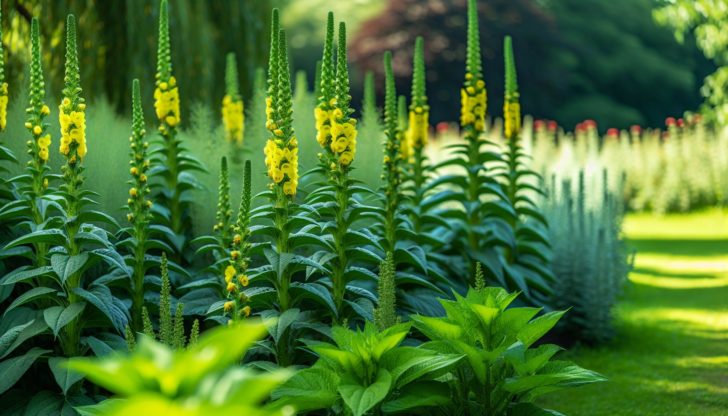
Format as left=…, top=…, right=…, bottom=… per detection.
left=654, top=0, right=728, bottom=125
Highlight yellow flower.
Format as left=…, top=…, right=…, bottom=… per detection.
left=224, top=301, right=234, bottom=312
left=224, top=265, right=236, bottom=284
left=503, top=100, right=521, bottom=139
left=41, top=105, right=50, bottom=115
left=129, top=187, right=138, bottom=198
left=33, top=126, right=42, bottom=136
left=226, top=282, right=236, bottom=292
left=222, top=95, right=245, bottom=143
left=238, top=274, right=249, bottom=286
left=242, top=305, right=251, bottom=317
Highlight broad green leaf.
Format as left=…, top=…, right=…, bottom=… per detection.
left=272, top=367, right=339, bottom=411
left=380, top=380, right=451, bottom=413
left=0, top=266, right=54, bottom=286
left=3, top=229, right=66, bottom=250
left=44, top=303, right=86, bottom=338
left=0, top=348, right=51, bottom=394
left=517, top=311, right=566, bottom=348
left=51, top=253, right=90, bottom=284
left=4, top=287, right=57, bottom=315
left=338, top=369, right=392, bottom=416
left=0, top=320, right=35, bottom=357
left=49, top=357, right=84, bottom=395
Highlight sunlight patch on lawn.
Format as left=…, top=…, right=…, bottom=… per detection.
left=630, top=272, right=728, bottom=289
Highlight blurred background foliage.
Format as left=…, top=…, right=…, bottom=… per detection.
left=0, top=0, right=721, bottom=130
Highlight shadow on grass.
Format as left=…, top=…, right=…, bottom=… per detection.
left=627, top=238, right=728, bottom=257
left=631, top=266, right=717, bottom=279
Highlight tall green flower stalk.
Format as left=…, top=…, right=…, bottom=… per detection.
left=214, top=156, right=233, bottom=248
left=128, top=79, right=154, bottom=331
left=153, top=0, right=193, bottom=262
left=497, top=36, right=554, bottom=304
left=23, top=17, right=52, bottom=267
left=313, top=16, right=359, bottom=316
left=58, top=14, right=89, bottom=357
left=264, top=10, right=299, bottom=311
left=223, top=160, right=253, bottom=322
left=381, top=51, right=401, bottom=254
left=404, top=37, right=430, bottom=233
left=461, top=0, right=487, bottom=262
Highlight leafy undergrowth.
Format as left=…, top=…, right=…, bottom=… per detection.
left=539, top=209, right=728, bottom=415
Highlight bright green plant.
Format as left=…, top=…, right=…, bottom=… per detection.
left=126, top=254, right=199, bottom=350
left=412, top=286, right=605, bottom=415
left=68, top=320, right=294, bottom=416
left=0, top=16, right=130, bottom=410
left=272, top=321, right=463, bottom=415
left=151, top=0, right=204, bottom=264
left=494, top=36, right=554, bottom=304
left=429, top=0, right=526, bottom=302
left=373, top=252, right=398, bottom=330
left=213, top=156, right=233, bottom=249
left=307, top=14, right=381, bottom=322
left=123, top=78, right=158, bottom=331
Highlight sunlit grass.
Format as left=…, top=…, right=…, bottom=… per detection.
left=540, top=210, right=728, bottom=415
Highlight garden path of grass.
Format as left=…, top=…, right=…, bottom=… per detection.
left=540, top=209, right=728, bottom=415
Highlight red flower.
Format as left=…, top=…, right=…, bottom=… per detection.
left=534, top=119, right=545, bottom=130
left=547, top=120, right=557, bottom=132
left=665, top=117, right=676, bottom=127
left=630, top=125, right=642, bottom=134
left=677, top=118, right=685, bottom=128
left=607, top=128, right=619, bottom=137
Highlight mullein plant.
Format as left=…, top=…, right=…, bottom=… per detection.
left=126, top=253, right=200, bottom=350
left=221, top=161, right=253, bottom=323
left=152, top=0, right=202, bottom=263
left=19, top=18, right=53, bottom=267
left=222, top=52, right=245, bottom=147
left=433, top=0, right=516, bottom=295
left=495, top=36, right=554, bottom=304
left=309, top=15, right=380, bottom=321
left=381, top=52, right=402, bottom=256
left=263, top=10, right=299, bottom=311
left=213, top=157, right=233, bottom=250
left=0, top=16, right=129, bottom=406
left=126, top=79, right=155, bottom=331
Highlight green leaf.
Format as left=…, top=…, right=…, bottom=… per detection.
left=51, top=253, right=90, bottom=284
left=0, top=317, right=48, bottom=360
left=48, top=357, right=84, bottom=395
left=0, top=348, right=51, bottom=394
left=4, top=287, right=57, bottom=315
left=381, top=380, right=451, bottom=413
left=91, top=249, right=131, bottom=277
left=0, top=266, right=54, bottom=286
left=338, top=369, right=392, bottom=416
left=0, top=320, right=35, bottom=358
left=73, top=286, right=128, bottom=332
left=3, top=229, right=66, bottom=250
left=44, top=303, right=86, bottom=338
left=517, top=311, right=566, bottom=348
left=272, top=367, right=340, bottom=411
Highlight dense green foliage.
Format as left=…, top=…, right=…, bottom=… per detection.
left=0, top=1, right=644, bottom=415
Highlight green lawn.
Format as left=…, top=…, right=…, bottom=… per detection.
left=540, top=209, right=728, bottom=415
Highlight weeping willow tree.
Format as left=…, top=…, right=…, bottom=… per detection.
left=3, top=1, right=272, bottom=114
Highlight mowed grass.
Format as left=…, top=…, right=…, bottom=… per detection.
left=540, top=209, right=728, bottom=415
